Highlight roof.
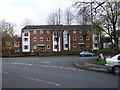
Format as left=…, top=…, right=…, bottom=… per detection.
left=22, top=25, right=92, bottom=31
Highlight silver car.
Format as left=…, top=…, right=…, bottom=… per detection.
left=105, top=54, right=120, bottom=75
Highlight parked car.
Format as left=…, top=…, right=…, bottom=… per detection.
left=79, top=51, right=95, bottom=57
left=105, top=54, right=120, bottom=75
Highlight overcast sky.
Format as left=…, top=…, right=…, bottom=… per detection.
left=0, top=0, right=72, bottom=35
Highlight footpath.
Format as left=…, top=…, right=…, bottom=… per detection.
left=73, top=59, right=110, bottom=73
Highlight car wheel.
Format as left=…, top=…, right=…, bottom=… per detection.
left=113, top=66, right=120, bottom=75
left=82, top=55, right=84, bottom=57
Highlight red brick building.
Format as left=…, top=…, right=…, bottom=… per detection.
left=22, top=25, right=98, bottom=52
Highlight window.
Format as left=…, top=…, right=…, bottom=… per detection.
left=73, top=43, right=77, bottom=48
left=86, top=44, right=90, bottom=47
left=24, top=38, right=28, bottom=42
left=80, top=36, right=83, bottom=40
left=73, top=37, right=76, bottom=41
left=54, top=45, right=57, bottom=49
left=47, top=37, right=50, bottom=41
left=47, top=30, right=50, bottom=34
left=47, top=45, right=50, bottom=49
left=24, top=45, right=28, bottom=49
left=86, top=36, right=90, bottom=40
left=40, top=37, right=43, bottom=41
left=95, top=44, right=99, bottom=48
left=33, top=45, right=37, bottom=49
left=73, top=31, right=76, bottom=33
left=33, top=30, right=36, bottom=34
left=24, top=33, right=28, bottom=36
left=40, top=30, right=43, bottom=34
left=65, top=44, right=68, bottom=48
left=33, top=37, right=37, bottom=42
left=118, top=56, right=120, bottom=60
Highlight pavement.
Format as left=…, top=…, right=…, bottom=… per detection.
left=73, top=59, right=110, bottom=73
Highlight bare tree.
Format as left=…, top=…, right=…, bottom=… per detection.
left=47, top=8, right=63, bottom=51
left=64, top=7, right=75, bottom=51
left=64, top=7, right=75, bottom=25
left=73, top=1, right=120, bottom=52
left=0, top=19, right=16, bottom=47
left=22, top=18, right=33, bottom=26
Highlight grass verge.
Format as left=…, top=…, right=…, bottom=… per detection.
left=91, top=59, right=106, bottom=65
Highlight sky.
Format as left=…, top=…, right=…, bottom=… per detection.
left=0, top=0, right=72, bottom=35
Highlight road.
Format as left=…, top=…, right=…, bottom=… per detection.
left=2, top=56, right=119, bottom=88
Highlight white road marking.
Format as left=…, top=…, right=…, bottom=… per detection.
left=19, top=75, right=60, bottom=86
left=0, top=71, right=8, bottom=74
left=10, top=62, right=83, bottom=71
left=11, top=62, right=32, bottom=66
left=42, top=62, right=51, bottom=64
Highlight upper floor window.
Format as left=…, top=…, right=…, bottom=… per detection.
left=40, top=30, right=43, bottom=34
left=73, top=30, right=76, bottom=33
left=47, top=30, right=50, bottom=34
left=24, top=38, right=28, bottom=42
left=47, top=37, right=50, bottom=41
left=33, top=45, right=37, bottom=49
left=24, top=33, right=28, bottom=36
left=33, top=30, right=36, bottom=34
left=33, top=37, right=37, bottom=42
left=73, top=37, right=77, bottom=41
left=40, top=37, right=43, bottom=41
left=86, top=36, right=90, bottom=40
left=80, top=36, right=83, bottom=40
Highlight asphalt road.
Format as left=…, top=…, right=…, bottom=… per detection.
left=2, top=56, right=119, bottom=88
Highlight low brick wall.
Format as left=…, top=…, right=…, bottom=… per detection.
left=2, top=51, right=118, bottom=57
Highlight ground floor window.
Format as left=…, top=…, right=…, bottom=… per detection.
left=33, top=45, right=37, bottom=49
left=78, top=44, right=85, bottom=49
left=47, top=45, right=50, bottom=49
left=39, top=46, right=45, bottom=52
left=24, top=45, right=28, bottom=49
left=73, top=43, right=77, bottom=48
left=65, top=44, right=68, bottom=48
left=54, top=45, right=57, bottom=49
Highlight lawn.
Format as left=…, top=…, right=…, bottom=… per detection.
left=91, top=59, right=106, bottom=65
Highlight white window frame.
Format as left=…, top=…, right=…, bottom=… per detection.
left=47, top=30, right=50, bottom=34
left=33, top=30, right=36, bottom=34
left=47, top=45, right=50, bottom=49
left=40, top=30, right=43, bottom=34
left=73, top=30, right=76, bottom=33
left=24, top=38, right=28, bottom=42
left=80, top=36, right=83, bottom=40
left=47, top=37, right=50, bottom=41
left=73, top=37, right=77, bottom=41
left=40, top=37, right=43, bottom=41
left=86, top=36, right=90, bottom=40
left=24, top=33, right=28, bottom=36
left=33, top=45, right=37, bottom=49
left=33, top=37, right=37, bottom=42
left=73, top=43, right=77, bottom=48
left=86, top=44, right=90, bottom=47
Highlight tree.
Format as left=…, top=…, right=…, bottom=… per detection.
left=64, top=7, right=75, bottom=51
left=22, top=18, right=33, bottom=26
left=73, top=1, right=120, bottom=53
left=47, top=8, right=63, bottom=51
left=0, top=19, right=16, bottom=54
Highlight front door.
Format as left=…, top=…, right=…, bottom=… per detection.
left=40, top=46, right=45, bottom=52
